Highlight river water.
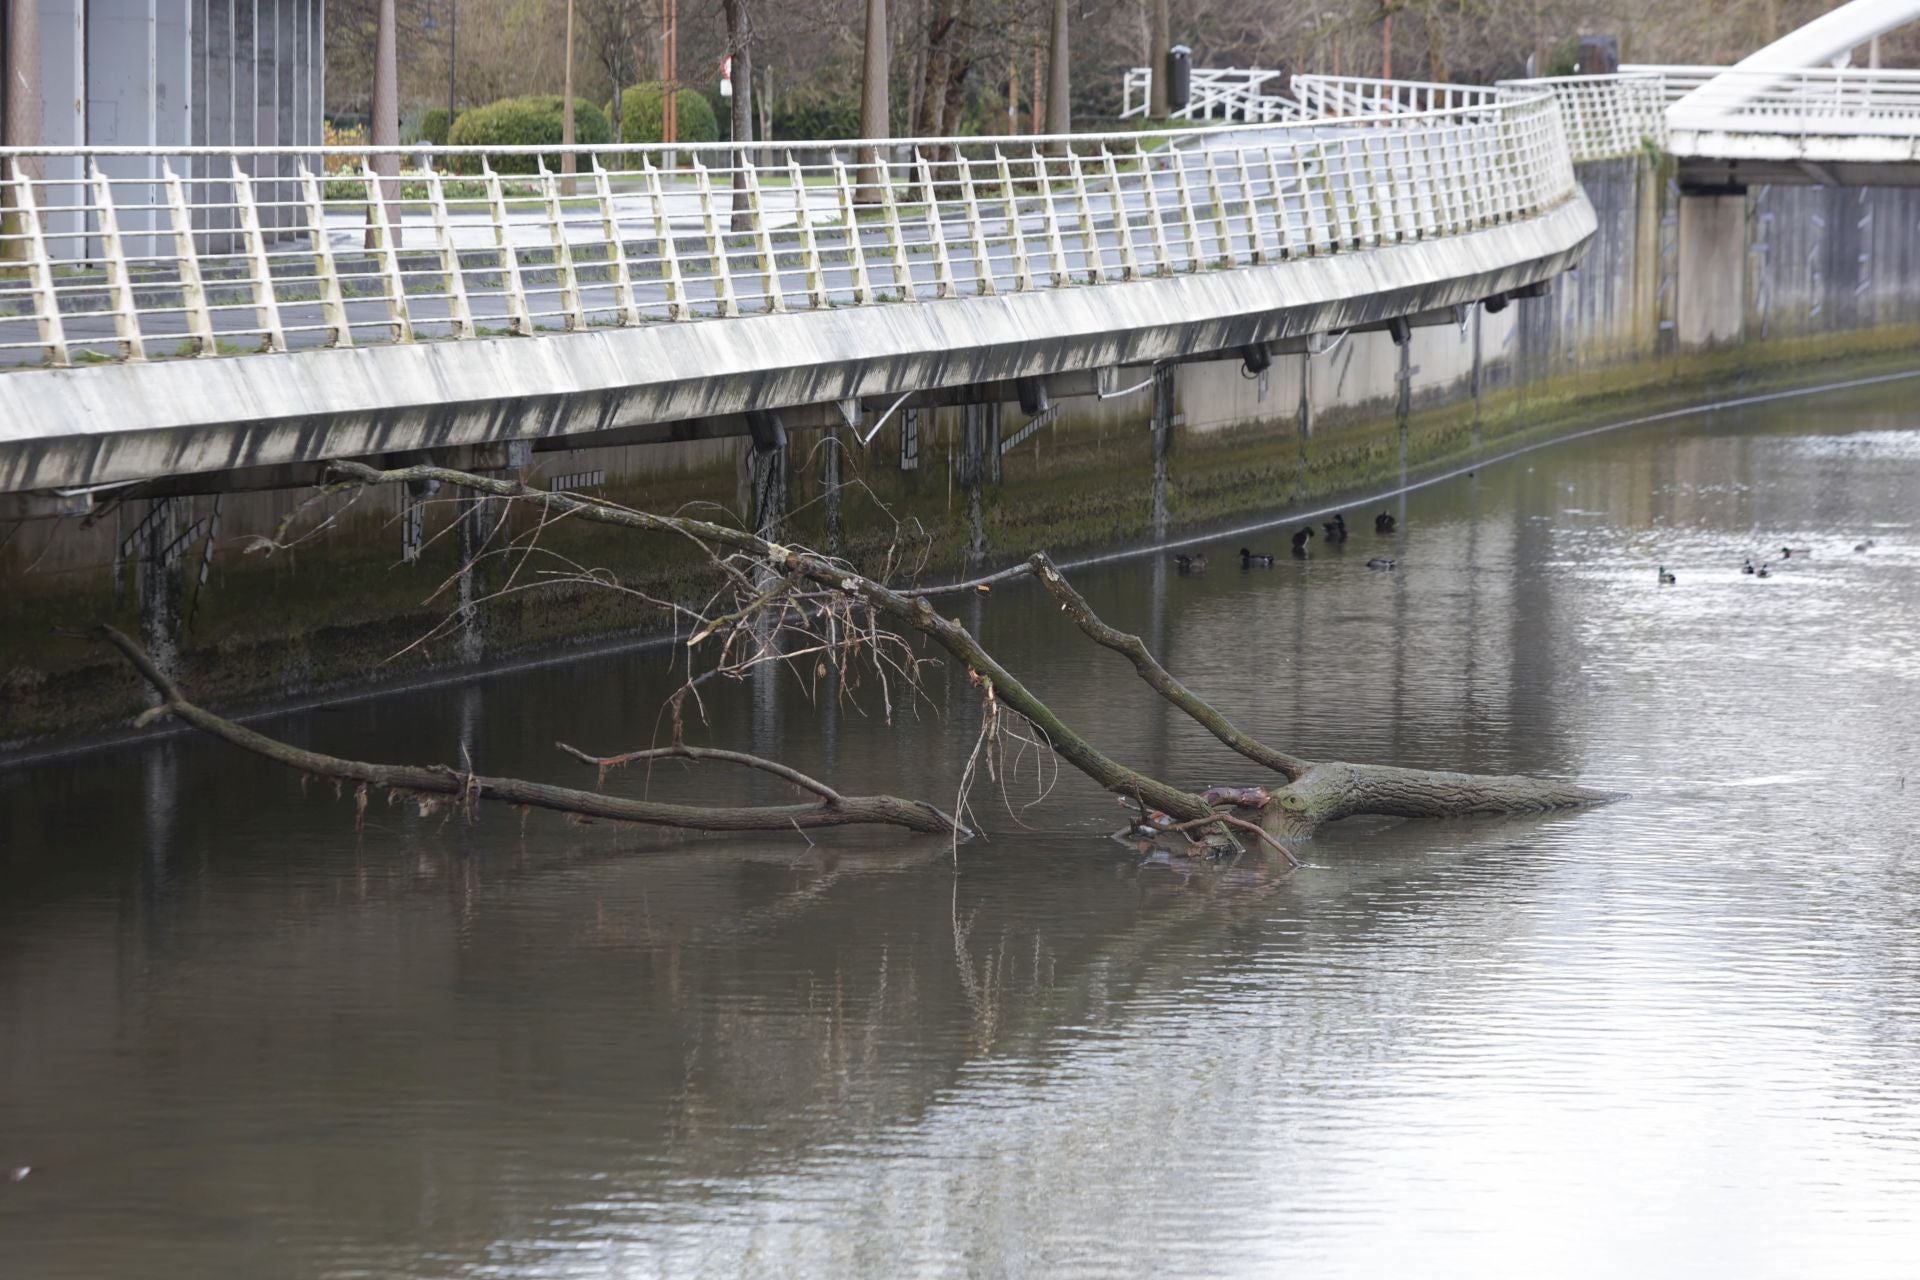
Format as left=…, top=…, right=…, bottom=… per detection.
left=4, top=377, right=1919, bottom=1278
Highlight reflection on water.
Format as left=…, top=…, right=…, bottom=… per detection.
left=4, top=381, right=1920, bottom=1278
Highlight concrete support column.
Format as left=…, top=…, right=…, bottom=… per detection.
left=198, top=0, right=239, bottom=250
left=38, top=0, right=89, bottom=258
left=137, top=497, right=188, bottom=684
left=1394, top=331, right=1412, bottom=484
left=456, top=495, right=496, bottom=664
left=1676, top=191, right=1748, bottom=350
left=4, top=0, right=44, bottom=156
left=1150, top=364, right=1174, bottom=540
left=89, top=0, right=163, bottom=258
left=823, top=423, right=844, bottom=557
left=1294, top=352, right=1311, bottom=501
left=959, top=404, right=990, bottom=570
left=747, top=423, right=787, bottom=546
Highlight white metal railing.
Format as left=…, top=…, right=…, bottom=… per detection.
left=1501, top=64, right=1920, bottom=162
left=0, top=92, right=1575, bottom=370
left=1291, top=74, right=1509, bottom=119
left=1121, top=67, right=1296, bottom=122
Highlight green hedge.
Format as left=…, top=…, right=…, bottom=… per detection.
left=610, top=82, right=719, bottom=145
left=419, top=107, right=462, bottom=147
left=447, top=95, right=612, bottom=173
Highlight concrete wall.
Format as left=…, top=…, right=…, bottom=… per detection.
left=25, top=0, right=324, bottom=257
left=6, top=155, right=1920, bottom=749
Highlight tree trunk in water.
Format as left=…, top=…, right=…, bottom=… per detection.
left=97, top=627, right=968, bottom=836
left=857, top=0, right=890, bottom=201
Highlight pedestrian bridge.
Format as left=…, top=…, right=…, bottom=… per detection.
left=1511, top=65, right=1920, bottom=187
left=1128, top=61, right=1920, bottom=185
left=0, top=77, right=1587, bottom=502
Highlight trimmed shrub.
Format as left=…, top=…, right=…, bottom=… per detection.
left=769, top=94, right=860, bottom=142
left=611, top=82, right=720, bottom=145
left=419, top=107, right=463, bottom=147
left=447, top=95, right=612, bottom=173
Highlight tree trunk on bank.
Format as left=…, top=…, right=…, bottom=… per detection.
left=1045, top=0, right=1070, bottom=142
left=366, top=0, right=401, bottom=249
left=723, top=0, right=754, bottom=230
left=857, top=0, right=890, bottom=202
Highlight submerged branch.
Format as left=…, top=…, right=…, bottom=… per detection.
left=97, top=627, right=969, bottom=837
left=1027, top=552, right=1311, bottom=781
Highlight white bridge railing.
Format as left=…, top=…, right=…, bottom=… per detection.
left=1120, top=67, right=1296, bottom=122
left=0, top=85, right=1575, bottom=369
left=1502, top=64, right=1920, bottom=162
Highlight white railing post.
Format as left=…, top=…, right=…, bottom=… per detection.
left=1169, top=146, right=1205, bottom=270
left=831, top=156, right=874, bottom=305
left=915, top=153, right=957, bottom=299
left=422, top=163, right=472, bottom=339
left=299, top=164, right=353, bottom=348
left=957, top=152, right=996, bottom=295
left=743, top=157, right=786, bottom=312
left=1138, top=145, right=1174, bottom=274
left=362, top=158, right=413, bottom=344
left=994, top=149, right=1034, bottom=291
left=643, top=158, right=689, bottom=321
left=229, top=159, right=288, bottom=351
left=8, top=158, right=69, bottom=367
left=1204, top=150, right=1235, bottom=268
left=1263, top=145, right=1297, bottom=259
left=1102, top=147, right=1140, bottom=281
left=876, top=156, right=916, bottom=300
left=592, top=157, right=642, bottom=326
left=163, top=159, right=220, bottom=355
left=1033, top=149, right=1070, bottom=287
left=790, top=156, right=829, bottom=308
left=483, top=160, right=534, bottom=334
left=1233, top=147, right=1267, bottom=264
left=1068, top=149, right=1103, bottom=283
left=538, top=159, right=586, bottom=330
left=88, top=162, right=145, bottom=360
left=692, top=157, right=740, bottom=317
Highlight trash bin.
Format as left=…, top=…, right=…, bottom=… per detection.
left=1167, top=45, right=1192, bottom=114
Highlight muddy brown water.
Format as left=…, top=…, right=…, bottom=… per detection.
left=4, top=378, right=1920, bottom=1278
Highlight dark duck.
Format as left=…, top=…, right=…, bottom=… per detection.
left=1322, top=513, right=1349, bottom=543
left=1239, top=547, right=1275, bottom=567
left=1291, top=527, right=1315, bottom=556
left=1375, top=512, right=1397, bottom=534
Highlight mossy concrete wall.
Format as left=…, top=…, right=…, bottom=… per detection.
left=5, top=156, right=1919, bottom=750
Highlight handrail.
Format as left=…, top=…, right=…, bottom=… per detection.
left=0, top=88, right=1576, bottom=370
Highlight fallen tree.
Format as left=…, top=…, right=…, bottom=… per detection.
left=101, top=459, right=1620, bottom=855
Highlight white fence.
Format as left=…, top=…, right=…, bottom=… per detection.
left=1501, top=64, right=1920, bottom=162
left=0, top=87, right=1575, bottom=369
left=1120, top=67, right=1295, bottom=122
